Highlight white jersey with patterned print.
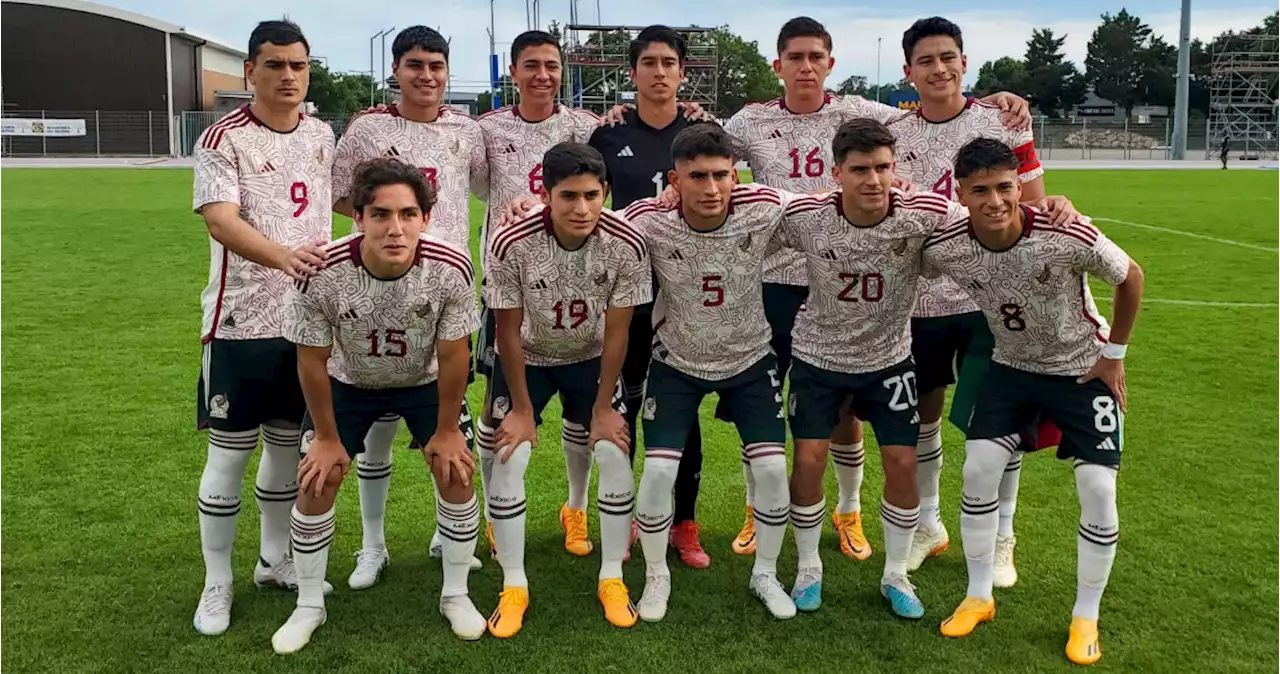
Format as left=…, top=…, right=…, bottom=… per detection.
left=284, top=233, right=479, bottom=388
left=484, top=205, right=650, bottom=367
left=921, top=207, right=1130, bottom=377
left=888, top=97, right=1044, bottom=318
left=332, top=105, right=489, bottom=250
left=193, top=105, right=335, bottom=343
left=780, top=189, right=966, bottom=374
left=625, top=184, right=790, bottom=381
left=726, top=93, right=904, bottom=286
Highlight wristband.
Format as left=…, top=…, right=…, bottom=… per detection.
left=1101, top=342, right=1127, bottom=360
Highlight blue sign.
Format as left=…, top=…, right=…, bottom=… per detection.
left=888, top=90, right=973, bottom=110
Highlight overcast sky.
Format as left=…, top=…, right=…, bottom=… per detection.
left=102, top=0, right=1274, bottom=91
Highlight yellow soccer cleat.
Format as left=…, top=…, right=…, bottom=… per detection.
left=597, top=578, right=639, bottom=628
left=833, top=511, right=872, bottom=560
left=486, top=586, right=530, bottom=639
left=560, top=504, right=594, bottom=556
left=486, top=521, right=498, bottom=560
left=940, top=596, right=996, bottom=638
left=732, top=506, right=757, bottom=555
left=1066, top=617, right=1103, bottom=665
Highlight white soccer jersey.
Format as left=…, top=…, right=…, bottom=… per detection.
left=888, top=97, right=1044, bottom=318
left=484, top=204, right=650, bottom=367
left=332, top=105, right=489, bottom=250
left=625, top=184, right=789, bottom=381
left=780, top=189, right=966, bottom=374
left=726, top=93, right=903, bottom=286
left=284, top=233, right=480, bottom=388
left=193, top=105, right=335, bottom=343
left=921, top=207, right=1130, bottom=377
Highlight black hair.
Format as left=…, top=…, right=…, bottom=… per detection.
left=776, top=17, right=832, bottom=55
left=542, top=142, right=607, bottom=191
left=351, top=158, right=437, bottom=215
left=511, top=30, right=561, bottom=65
left=671, top=124, right=743, bottom=163
left=831, top=118, right=896, bottom=165
left=629, top=25, right=687, bottom=68
left=393, top=26, right=450, bottom=64
left=954, top=138, right=1019, bottom=179
left=902, top=17, right=963, bottom=63
left=247, top=19, right=309, bottom=62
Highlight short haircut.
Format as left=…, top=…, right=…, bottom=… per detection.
left=954, top=138, right=1019, bottom=179
left=511, top=30, right=560, bottom=65
left=777, top=17, right=832, bottom=55
left=248, top=19, right=309, bottom=62
left=351, top=158, right=437, bottom=215
left=542, top=142, right=607, bottom=191
left=629, top=25, right=687, bottom=68
left=393, top=26, right=450, bottom=64
left=902, top=17, right=963, bottom=63
left=671, top=124, right=743, bottom=164
left=831, top=118, right=896, bottom=165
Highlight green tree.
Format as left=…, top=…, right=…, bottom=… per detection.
left=1085, top=9, right=1152, bottom=117
left=307, top=61, right=379, bottom=115
left=711, top=28, right=783, bottom=116
left=1022, top=28, right=1086, bottom=117
left=835, top=75, right=870, bottom=97
left=1137, top=34, right=1178, bottom=108
left=973, top=57, right=1027, bottom=97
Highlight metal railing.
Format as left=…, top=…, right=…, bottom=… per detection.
left=1, top=110, right=169, bottom=157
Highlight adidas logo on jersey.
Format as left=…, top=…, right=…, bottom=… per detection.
left=667, top=249, right=686, bottom=260
left=820, top=249, right=839, bottom=261
left=900, top=151, right=919, bottom=163
left=502, top=143, right=517, bottom=153
left=617, top=145, right=635, bottom=157
left=969, top=279, right=984, bottom=291
left=529, top=279, right=550, bottom=290
left=339, top=308, right=360, bottom=320
left=1096, top=437, right=1119, bottom=452
left=260, top=161, right=276, bottom=173
left=768, top=130, right=783, bottom=139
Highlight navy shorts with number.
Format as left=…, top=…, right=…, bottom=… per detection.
left=789, top=358, right=920, bottom=447
left=197, top=338, right=306, bottom=432
left=302, top=379, right=476, bottom=458
left=475, top=301, right=498, bottom=379
left=644, top=355, right=785, bottom=449
left=488, top=356, right=624, bottom=427
left=910, top=311, right=986, bottom=394
left=967, top=362, right=1123, bottom=467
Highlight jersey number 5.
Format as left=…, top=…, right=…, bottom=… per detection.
left=702, top=275, right=725, bottom=307
left=367, top=329, right=408, bottom=357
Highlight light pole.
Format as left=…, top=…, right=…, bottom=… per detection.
left=876, top=37, right=883, bottom=103
left=370, top=28, right=394, bottom=106
left=381, top=27, right=395, bottom=105
left=1171, top=0, right=1192, bottom=159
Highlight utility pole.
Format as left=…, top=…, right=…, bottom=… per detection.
left=1171, top=0, right=1192, bottom=159
left=380, top=28, right=395, bottom=105
left=369, top=28, right=393, bottom=106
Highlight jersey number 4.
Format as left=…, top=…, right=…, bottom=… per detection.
left=367, top=329, right=408, bottom=357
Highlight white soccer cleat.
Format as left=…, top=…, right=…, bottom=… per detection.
left=637, top=574, right=671, bottom=623
left=271, top=606, right=327, bottom=655
left=993, top=533, right=1018, bottom=588
left=348, top=548, right=390, bottom=590
left=254, top=556, right=335, bottom=595
left=193, top=583, right=233, bottom=636
left=439, top=594, right=487, bottom=641
left=430, top=531, right=483, bottom=570
left=750, top=573, right=797, bottom=620
left=906, top=524, right=950, bottom=572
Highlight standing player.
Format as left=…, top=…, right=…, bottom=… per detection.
left=272, top=158, right=482, bottom=653
left=191, top=19, right=335, bottom=636
left=925, top=139, right=1143, bottom=666
left=330, top=25, right=489, bottom=588
left=889, top=17, right=1047, bottom=580
left=625, top=125, right=795, bottom=622
left=482, top=143, right=650, bottom=637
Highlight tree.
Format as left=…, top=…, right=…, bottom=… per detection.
left=1085, top=9, right=1152, bottom=117
left=973, top=57, right=1027, bottom=97
left=1021, top=28, right=1087, bottom=117
left=836, top=75, right=870, bottom=97
left=711, top=28, right=783, bottom=116
left=307, top=61, right=379, bottom=115
left=1137, top=34, right=1178, bottom=109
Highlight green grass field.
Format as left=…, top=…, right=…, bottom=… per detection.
left=2, top=168, right=1277, bottom=673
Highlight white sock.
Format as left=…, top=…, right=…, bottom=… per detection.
left=746, top=443, right=789, bottom=576
left=437, top=493, right=480, bottom=598
left=476, top=421, right=497, bottom=519
left=197, top=428, right=257, bottom=586
left=636, top=447, right=681, bottom=578
left=290, top=505, right=334, bottom=609
left=998, top=453, right=1023, bottom=537
left=880, top=498, right=920, bottom=579
left=489, top=441, right=531, bottom=588
left=960, top=436, right=1016, bottom=600
left=561, top=421, right=592, bottom=511
left=915, top=420, right=944, bottom=531
left=356, top=415, right=398, bottom=550
left=257, top=426, right=300, bottom=565
left=830, top=442, right=865, bottom=514
left=790, top=498, right=825, bottom=571
left=1073, top=462, right=1119, bottom=620
left=740, top=446, right=756, bottom=508
left=594, top=440, right=635, bottom=581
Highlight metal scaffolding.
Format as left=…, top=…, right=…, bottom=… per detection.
left=1208, top=33, right=1278, bottom=159
left=561, top=24, right=719, bottom=114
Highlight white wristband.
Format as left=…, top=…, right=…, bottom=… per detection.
left=1101, top=342, right=1128, bottom=360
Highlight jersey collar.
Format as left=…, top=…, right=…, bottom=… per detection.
left=915, top=96, right=974, bottom=124
left=541, top=208, right=597, bottom=251
left=780, top=92, right=833, bottom=114
left=835, top=188, right=896, bottom=227
left=241, top=103, right=303, bottom=133
left=350, top=234, right=419, bottom=281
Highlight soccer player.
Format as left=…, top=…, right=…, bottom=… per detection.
left=272, top=158, right=482, bottom=653
left=625, top=125, right=795, bottom=622
left=482, top=142, right=650, bottom=637
left=778, top=118, right=967, bottom=618
left=925, top=139, right=1143, bottom=666
left=888, top=17, right=1047, bottom=581
left=191, top=19, right=335, bottom=636
left=330, top=25, right=489, bottom=587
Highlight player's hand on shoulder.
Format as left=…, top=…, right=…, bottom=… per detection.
left=987, top=92, right=1032, bottom=131
left=1035, top=195, right=1080, bottom=227
left=498, top=197, right=542, bottom=229
left=1078, top=356, right=1127, bottom=412
left=428, top=428, right=476, bottom=487
left=891, top=175, right=918, bottom=192
left=601, top=103, right=636, bottom=127
left=588, top=404, right=630, bottom=455
left=282, top=240, right=329, bottom=280
left=656, top=184, right=679, bottom=208
left=495, top=410, right=537, bottom=462
left=678, top=102, right=716, bottom=123
left=298, top=435, right=350, bottom=497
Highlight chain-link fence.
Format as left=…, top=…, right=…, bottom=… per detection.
left=1035, top=116, right=1226, bottom=160
left=1, top=110, right=170, bottom=157
left=176, top=111, right=353, bottom=157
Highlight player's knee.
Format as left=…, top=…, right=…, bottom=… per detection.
left=493, top=441, right=532, bottom=481
left=593, top=441, right=631, bottom=477
left=1075, top=463, right=1117, bottom=508
left=792, top=440, right=828, bottom=475
left=749, top=454, right=788, bottom=493
left=962, top=439, right=1009, bottom=493
left=881, top=445, right=917, bottom=483
left=639, top=454, right=680, bottom=492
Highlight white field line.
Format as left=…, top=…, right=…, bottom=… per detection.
left=1094, top=217, right=1279, bottom=253
left=1094, top=297, right=1278, bottom=308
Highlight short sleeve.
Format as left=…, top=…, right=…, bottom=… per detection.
left=193, top=137, right=240, bottom=213
left=1076, top=223, right=1130, bottom=286
left=862, top=98, right=905, bottom=125
left=283, top=281, right=333, bottom=347
left=331, top=121, right=364, bottom=201
left=482, top=242, right=524, bottom=310
left=438, top=274, right=481, bottom=342
left=609, top=242, right=653, bottom=308
left=723, top=110, right=746, bottom=139
left=1007, top=126, right=1044, bottom=184
left=572, top=110, right=602, bottom=142
left=468, top=125, right=490, bottom=201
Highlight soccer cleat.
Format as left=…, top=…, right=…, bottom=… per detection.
left=993, top=533, right=1018, bottom=588
left=637, top=574, right=671, bottom=622
left=254, top=556, right=334, bottom=595
left=623, top=519, right=639, bottom=562
left=486, top=521, right=498, bottom=559
left=791, top=566, right=823, bottom=612
left=193, top=583, right=233, bottom=636
left=906, top=525, right=950, bottom=572
left=1066, top=616, right=1103, bottom=665
left=430, top=530, right=483, bottom=570
left=597, top=579, right=639, bottom=628
left=833, top=511, right=872, bottom=560
left=440, top=594, right=487, bottom=641
left=881, top=573, right=926, bottom=619
left=271, top=606, right=326, bottom=654
left=670, top=521, right=711, bottom=569
left=348, top=548, right=389, bottom=590
left=750, top=573, right=797, bottom=620
left=560, top=504, right=594, bottom=556
left=940, top=596, right=996, bottom=638
left=732, top=506, right=757, bottom=555
left=486, top=586, right=530, bottom=639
